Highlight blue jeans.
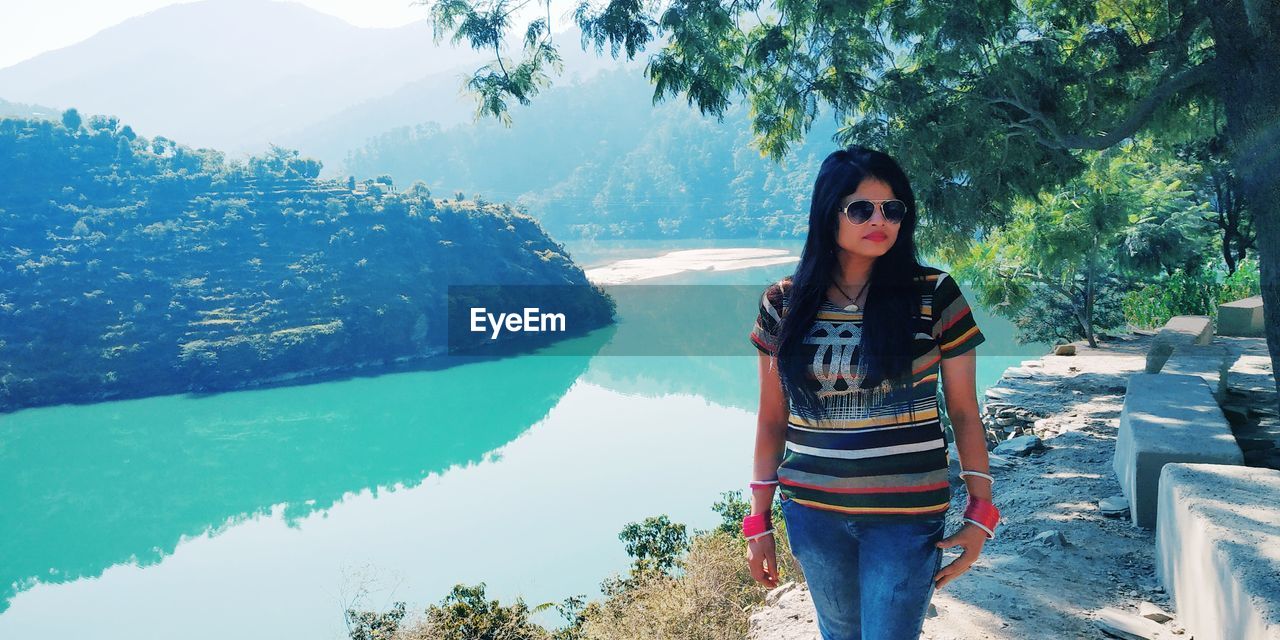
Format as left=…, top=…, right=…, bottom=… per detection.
left=780, top=496, right=944, bottom=640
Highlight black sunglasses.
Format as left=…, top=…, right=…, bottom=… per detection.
left=838, top=199, right=908, bottom=224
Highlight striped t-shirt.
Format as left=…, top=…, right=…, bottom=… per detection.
left=748, top=265, right=986, bottom=520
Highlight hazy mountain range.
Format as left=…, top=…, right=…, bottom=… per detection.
left=343, top=65, right=842, bottom=239
left=0, top=0, right=831, bottom=240
left=0, top=0, right=625, bottom=159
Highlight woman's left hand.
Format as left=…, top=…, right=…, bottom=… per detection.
left=933, top=522, right=987, bottom=589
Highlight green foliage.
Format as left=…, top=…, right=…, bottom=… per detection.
left=707, top=488, right=786, bottom=541
left=421, top=583, right=552, bottom=640
left=956, top=136, right=1219, bottom=345
left=1122, top=256, right=1261, bottom=329
left=338, top=582, right=590, bottom=640
left=618, top=514, right=689, bottom=577
left=87, top=114, right=119, bottom=134
left=406, top=180, right=432, bottom=199
left=1220, top=255, right=1262, bottom=302
left=709, top=490, right=751, bottom=536
left=345, top=601, right=406, bottom=640
left=583, top=500, right=799, bottom=639
left=343, top=497, right=797, bottom=640
left=1115, top=139, right=1217, bottom=276
left=544, top=593, right=590, bottom=640
left=425, top=0, right=563, bottom=125
left=1015, top=275, right=1130, bottom=345
left=250, top=143, right=323, bottom=180
left=345, top=585, right=592, bottom=640
left=1122, top=266, right=1214, bottom=330
left=60, top=108, right=81, bottom=131
left=419, top=0, right=1245, bottom=262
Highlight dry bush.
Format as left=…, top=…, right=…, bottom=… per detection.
left=581, top=527, right=802, bottom=640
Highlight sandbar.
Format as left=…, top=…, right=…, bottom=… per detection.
left=584, top=248, right=798, bottom=285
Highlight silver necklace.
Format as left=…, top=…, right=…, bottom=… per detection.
left=832, top=277, right=871, bottom=312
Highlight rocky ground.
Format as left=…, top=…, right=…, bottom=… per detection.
left=747, top=330, right=1277, bottom=640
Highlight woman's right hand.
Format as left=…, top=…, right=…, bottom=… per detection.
left=747, top=532, right=780, bottom=588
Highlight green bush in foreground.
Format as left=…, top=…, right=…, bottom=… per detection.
left=1121, top=256, right=1261, bottom=330
left=347, top=491, right=799, bottom=640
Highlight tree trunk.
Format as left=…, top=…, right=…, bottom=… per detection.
left=1074, top=297, right=1096, bottom=348
left=1083, top=236, right=1098, bottom=347
left=1082, top=312, right=1097, bottom=348
left=1208, top=0, right=1280, bottom=408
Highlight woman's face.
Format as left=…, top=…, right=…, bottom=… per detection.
left=834, top=177, right=901, bottom=259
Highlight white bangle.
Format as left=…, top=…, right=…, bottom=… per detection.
left=958, top=470, right=995, bottom=485
left=745, top=528, right=775, bottom=541
left=749, top=479, right=780, bottom=487
left=963, top=518, right=996, bottom=539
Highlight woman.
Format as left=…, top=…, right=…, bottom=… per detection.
left=741, top=146, right=999, bottom=640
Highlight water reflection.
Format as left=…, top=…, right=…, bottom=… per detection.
left=0, top=352, right=595, bottom=614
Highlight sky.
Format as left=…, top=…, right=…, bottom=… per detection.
left=0, top=0, right=576, bottom=69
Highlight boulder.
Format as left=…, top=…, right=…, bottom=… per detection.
left=995, top=435, right=1043, bottom=457
left=1099, top=495, right=1130, bottom=518
left=1095, top=607, right=1165, bottom=640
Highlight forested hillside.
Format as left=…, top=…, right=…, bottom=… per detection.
left=0, top=113, right=612, bottom=412
left=344, top=67, right=844, bottom=240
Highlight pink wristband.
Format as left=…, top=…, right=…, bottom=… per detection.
left=963, top=497, right=1000, bottom=539
left=741, top=513, right=771, bottom=538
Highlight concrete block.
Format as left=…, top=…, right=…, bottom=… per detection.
left=1218, top=295, right=1265, bottom=337
left=1156, top=463, right=1280, bottom=640
left=1113, top=373, right=1244, bottom=528
left=1146, top=315, right=1214, bottom=373
left=1161, top=343, right=1232, bottom=403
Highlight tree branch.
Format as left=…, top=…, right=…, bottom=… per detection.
left=986, top=57, right=1221, bottom=151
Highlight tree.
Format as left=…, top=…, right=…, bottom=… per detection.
left=87, top=115, right=120, bottom=134
left=407, top=180, right=433, bottom=199
left=60, top=108, right=81, bottom=131
left=344, top=601, right=406, bottom=640
left=1181, top=128, right=1255, bottom=275
left=1116, top=139, right=1218, bottom=278
left=617, top=514, right=689, bottom=577
left=956, top=142, right=1133, bottom=347
left=420, top=583, right=550, bottom=640
left=423, top=0, right=1280, bottom=402
left=249, top=144, right=323, bottom=180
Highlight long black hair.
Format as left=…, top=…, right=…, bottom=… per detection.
left=776, top=145, right=924, bottom=423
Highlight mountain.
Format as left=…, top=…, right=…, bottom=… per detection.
left=0, top=115, right=614, bottom=413
left=276, top=25, right=644, bottom=173
left=343, top=66, right=843, bottom=239
left=0, top=0, right=489, bottom=153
